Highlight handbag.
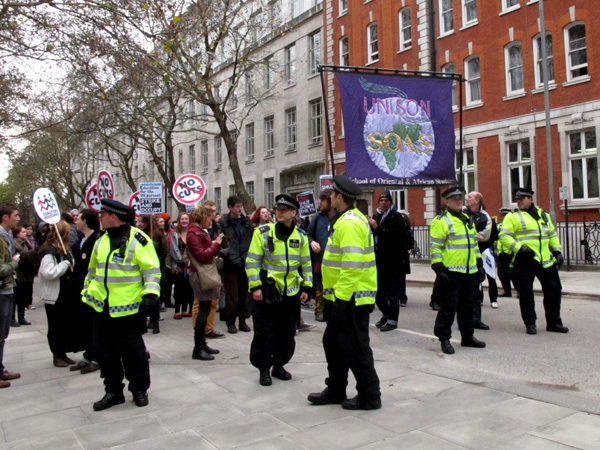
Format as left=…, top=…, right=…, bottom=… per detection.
left=187, top=250, right=223, bottom=290
left=260, top=270, right=282, bottom=305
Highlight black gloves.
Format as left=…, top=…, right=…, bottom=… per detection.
left=553, top=251, right=564, bottom=269
left=64, top=254, right=73, bottom=265
left=332, top=298, right=347, bottom=322
left=432, top=262, right=450, bottom=286
left=518, top=245, right=534, bottom=259
left=140, top=294, right=159, bottom=316
left=477, top=259, right=486, bottom=283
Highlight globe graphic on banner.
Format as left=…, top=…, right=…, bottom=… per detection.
left=363, top=97, right=435, bottom=177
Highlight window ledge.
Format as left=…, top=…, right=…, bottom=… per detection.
left=339, top=134, right=345, bottom=140
left=452, top=106, right=459, bottom=113
left=365, top=59, right=379, bottom=66
left=264, top=153, right=275, bottom=160
left=201, top=170, right=208, bottom=175
left=526, top=0, right=539, bottom=4
left=245, top=159, right=255, bottom=164
left=214, top=168, right=222, bottom=172
left=284, top=82, right=297, bottom=90
left=308, top=141, right=322, bottom=148
left=463, top=101, right=484, bottom=111
left=499, top=5, right=520, bottom=16
left=563, top=76, right=592, bottom=88
left=559, top=201, right=600, bottom=211
left=337, top=10, right=348, bottom=18
left=502, top=92, right=527, bottom=101
left=397, top=46, right=412, bottom=54
left=459, top=21, right=478, bottom=31
left=438, top=30, right=455, bottom=39
left=285, top=147, right=297, bottom=154
left=531, top=83, right=557, bottom=94
left=307, top=72, right=320, bottom=80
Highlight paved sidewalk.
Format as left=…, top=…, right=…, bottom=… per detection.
left=408, top=262, right=600, bottom=300
left=2, top=291, right=600, bottom=449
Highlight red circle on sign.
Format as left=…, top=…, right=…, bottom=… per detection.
left=86, top=184, right=101, bottom=212
left=97, top=170, right=114, bottom=200
left=129, top=191, right=140, bottom=217
left=173, top=174, right=206, bottom=205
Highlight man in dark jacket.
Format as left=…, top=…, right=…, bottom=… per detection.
left=368, top=191, right=413, bottom=332
left=218, top=196, right=254, bottom=334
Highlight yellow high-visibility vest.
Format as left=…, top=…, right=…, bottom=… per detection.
left=430, top=210, right=480, bottom=273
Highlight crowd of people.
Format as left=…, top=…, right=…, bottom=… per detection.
left=0, top=176, right=569, bottom=413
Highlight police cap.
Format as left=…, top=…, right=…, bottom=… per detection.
left=274, top=194, right=299, bottom=210
left=101, top=199, right=132, bottom=216
left=332, top=175, right=362, bottom=198
left=441, top=185, right=465, bottom=199
left=513, top=187, right=534, bottom=198
left=499, top=207, right=512, bottom=215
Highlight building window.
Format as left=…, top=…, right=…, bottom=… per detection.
left=214, top=137, right=222, bottom=170
left=286, top=108, right=297, bottom=151
left=569, top=130, right=598, bottom=200
left=367, top=23, right=378, bottom=63
left=245, top=73, right=253, bottom=104
left=245, top=181, right=255, bottom=204
left=390, top=189, right=408, bottom=212
left=533, top=33, right=554, bottom=88
left=309, top=99, right=322, bottom=145
left=505, top=42, right=524, bottom=95
left=455, top=149, right=476, bottom=193
left=502, top=0, right=519, bottom=12
left=285, top=44, right=296, bottom=86
left=229, top=184, right=236, bottom=198
left=200, top=103, right=208, bottom=121
left=339, top=0, right=347, bottom=14
left=439, top=0, right=453, bottom=35
left=214, top=187, right=222, bottom=213
left=264, top=116, right=274, bottom=157
left=245, top=123, right=255, bottom=162
left=290, top=0, right=300, bottom=16
left=309, top=31, right=321, bottom=75
left=339, top=36, right=349, bottom=66
left=507, top=140, right=532, bottom=198
left=399, top=8, right=411, bottom=51
left=265, top=177, right=275, bottom=209
left=442, top=63, right=457, bottom=109
left=187, top=100, right=195, bottom=121
left=201, top=140, right=208, bottom=173
left=178, top=148, right=183, bottom=173
left=465, top=56, right=481, bottom=105
left=462, top=0, right=477, bottom=27
left=565, top=23, right=588, bottom=81
left=227, top=78, right=238, bottom=110
left=148, top=158, right=154, bottom=179
left=189, top=145, right=196, bottom=173
left=263, top=56, right=274, bottom=92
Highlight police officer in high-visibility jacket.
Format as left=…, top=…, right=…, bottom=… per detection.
left=498, top=187, right=568, bottom=335
left=245, top=194, right=312, bottom=387
left=307, top=175, right=381, bottom=411
left=82, top=199, right=161, bottom=411
left=431, top=186, right=486, bottom=355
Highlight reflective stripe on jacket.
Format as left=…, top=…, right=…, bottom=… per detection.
left=245, top=223, right=313, bottom=296
left=498, top=206, right=562, bottom=268
left=322, top=208, right=377, bottom=305
left=430, top=210, right=480, bottom=274
left=82, top=227, right=161, bottom=317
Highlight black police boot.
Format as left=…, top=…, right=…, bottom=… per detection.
left=375, top=317, right=386, bottom=328
left=307, top=387, right=346, bottom=405
left=440, top=339, right=455, bottom=354
left=93, top=392, right=125, bottom=411
left=341, top=395, right=382, bottom=410
left=461, top=336, right=486, bottom=348
left=192, top=322, right=215, bottom=360
left=474, top=321, right=490, bottom=330
left=272, top=365, right=292, bottom=381
left=547, top=324, right=569, bottom=333
left=526, top=324, right=537, bottom=335
left=259, top=370, right=272, bottom=386
left=132, top=391, right=149, bottom=407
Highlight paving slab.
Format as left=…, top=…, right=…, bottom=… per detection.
left=112, top=429, right=216, bottom=450
left=489, top=433, right=577, bottom=449
left=0, top=430, right=84, bottom=450
left=477, top=396, right=577, bottom=427
left=154, top=403, right=245, bottom=433
left=530, top=412, right=600, bottom=448
left=418, top=383, right=515, bottom=412
left=359, top=430, right=468, bottom=449
left=2, top=407, right=90, bottom=443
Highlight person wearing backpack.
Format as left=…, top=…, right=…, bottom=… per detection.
left=12, top=226, right=38, bottom=326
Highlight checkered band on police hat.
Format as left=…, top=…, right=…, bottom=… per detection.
left=100, top=199, right=131, bottom=216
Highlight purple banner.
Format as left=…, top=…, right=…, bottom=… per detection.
left=336, top=71, right=457, bottom=186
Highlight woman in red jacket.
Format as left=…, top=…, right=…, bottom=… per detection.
left=187, top=204, right=224, bottom=360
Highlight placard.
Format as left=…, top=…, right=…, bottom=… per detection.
left=129, top=191, right=140, bottom=217
left=173, top=174, right=207, bottom=204
left=97, top=170, right=114, bottom=200
left=33, top=188, right=61, bottom=224
left=85, top=183, right=101, bottom=212
left=296, top=190, right=316, bottom=218
left=139, top=182, right=163, bottom=214
left=319, top=175, right=333, bottom=192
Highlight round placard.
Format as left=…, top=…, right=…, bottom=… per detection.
left=173, top=174, right=207, bottom=205
left=33, top=188, right=61, bottom=224
left=97, top=170, right=114, bottom=200
left=85, top=183, right=101, bottom=212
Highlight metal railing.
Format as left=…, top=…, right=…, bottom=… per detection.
left=410, top=221, right=600, bottom=265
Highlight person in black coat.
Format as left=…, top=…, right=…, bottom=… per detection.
left=368, top=191, right=413, bottom=332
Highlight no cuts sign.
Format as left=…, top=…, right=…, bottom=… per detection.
left=129, top=191, right=140, bottom=217
left=97, top=170, right=114, bottom=200
left=173, top=174, right=207, bottom=205
left=85, top=183, right=101, bottom=212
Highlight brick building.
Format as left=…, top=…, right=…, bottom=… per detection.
left=323, top=0, right=599, bottom=226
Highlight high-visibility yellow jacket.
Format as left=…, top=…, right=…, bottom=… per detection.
left=322, top=208, right=377, bottom=305
left=495, top=222, right=512, bottom=255
left=82, top=227, right=161, bottom=317
left=246, top=223, right=313, bottom=296
left=430, top=209, right=481, bottom=274
left=498, top=206, right=562, bottom=268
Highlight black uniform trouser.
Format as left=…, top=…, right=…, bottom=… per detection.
left=223, top=267, right=249, bottom=326
left=94, top=312, right=150, bottom=394
left=250, top=294, right=299, bottom=371
left=322, top=299, right=380, bottom=401
left=473, top=274, right=498, bottom=323
left=511, top=261, right=562, bottom=327
left=497, top=253, right=513, bottom=295
left=434, top=271, right=477, bottom=341
left=375, top=265, right=401, bottom=323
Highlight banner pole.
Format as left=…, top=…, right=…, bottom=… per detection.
left=54, top=224, right=73, bottom=272
left=319, top=67, right=336, bottom=176
left=459, top=75, right=464, bottom=183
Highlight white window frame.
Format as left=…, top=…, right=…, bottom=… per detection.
left=442, top=63, right=457, bottom=109
left=564, top=22, right=588, bottom=82
left=245, top=181, right=255, bottom=204
left=507, top=140, right=533, bottom=201
left=214, top=187, right=222, bottom=213
left=465, top=56, right=482, bottom=106
left=214, top=137, right=222, bottom=171
left=533, top=33, right=555, bottom=89
left=263, top=56, right=274, bottom=93
left=399, top=8, right=411, bottom=51
left=367, top=23, right=378, bottom=63
left=285, top=108, right=297, bottom=151
left=284, top=44, right=296, bottom=86
left=200, top=103, right=208, bottom=121
left=229, top=184, right=236, bottom=198
left=568, top=129, right=598, bottom=200
left=339, top=0, right=347, bottom=15
left=244, top=73, right=253, bottom=104
left=505, top=41, right=524, bottom=95
left=189, top=144, right=196, bottom=172
left=339, top=36, right=349, bottom=66
left=439, top=0, right=453, bottom=36
left=455, top=148, right=476, bottom=192
left=245, top=123, right=255, bottom=162
left=309, top=98, right=323, bottom=145
left=390, top=189, right=408, bottom=213
left=264, top=116, right=274, bottom=157
left=461, top=0, right=477, bottom=27
left=309, top=31, right=322, bottom=75
left=178, top=148, right=183, bottom=173
left=200, top=140, right=208, bottom=173
left=502, top=0, right=520, bottom=13
left=264, top=178, right=275, bottom=209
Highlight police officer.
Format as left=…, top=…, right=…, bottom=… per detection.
left=308, top=175, right=381, bottom=410
left=245, top=194, right=312, bottom=386
left=82, top=199, right=161, bottom=411
left=498, top=187, right=568, bottom=335
left=496, top=207, right=514, bottom=297
left=431, top=186, right=486, bottom=355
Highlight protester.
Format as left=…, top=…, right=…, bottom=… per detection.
left=250, top=206, right=272, bottom=228
left=12, top=226, right=37, bottom=326
left=170, top=212, right=194, bottom=319
left=204, top=201, right=225, bottom=339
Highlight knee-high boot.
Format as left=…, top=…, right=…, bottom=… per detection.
left=192, top=321, right=219, bottom=360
